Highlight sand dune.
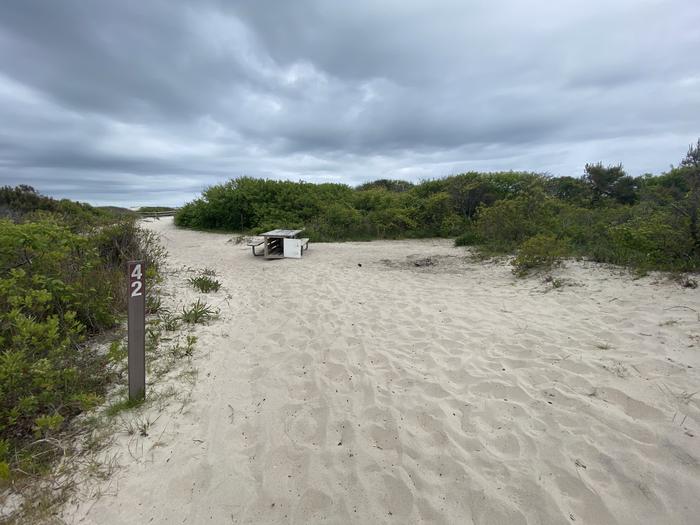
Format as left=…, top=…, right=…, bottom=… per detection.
left=65, top=217, right=700, bottom=524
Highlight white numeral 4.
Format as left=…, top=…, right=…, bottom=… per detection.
left=131, top=264, right=142, bottom=280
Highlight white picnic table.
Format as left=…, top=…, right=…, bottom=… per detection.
left=260, top=229, right=306, bottom=259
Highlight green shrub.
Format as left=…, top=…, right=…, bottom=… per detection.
left=583, top=163, right=639, bottom=205
left=174, top=173, right=543, bottom=241
left=439, top=214, right=468, bottom=237
left=604, top=210, right=694, bottom=270
left=512, top=234, right=570, bottom=277
left=0, top=219, right=115, bottom=332
left=138, top=206, right=175, bottom=213
left=157, top=310, right=181, bottom=332
left=146, top=293, right=162, bottom=314
left=173, top=143, right=700, bottom=274
left=476, top=189, right=560, bottom=252
left=544, top=176, right=591, bottom=206
left=356, top=179, right=414, bottom=192
left=0, top=199, right=165, bottom=479
left=302, top=203, right=364, bottom=241
left=188, top=274, right=221, bottom=293
left=454, top=225, right=481, bottom=246
left=169, top=334, right=197, bottom=359
left=366, top=207, right=417, bottom=238
left=416, top=192, right=452, bottom=233
left=1, top=185, right=105, bottom=228
left=181, top=299, right=218, bottom=324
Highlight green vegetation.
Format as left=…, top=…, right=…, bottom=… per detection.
left=176, top=139, right=700, bottom=274
left=95, top=205, right=137, bottom=217
left=512, top=234, right=569, bottom=277
left=137, top=206, right=175, bottom=213
left=158, top=310, right=181, bottom=332
left=180, top=299, right=219, bottom=324
left=1, top=184, right=110, bottom=227
left=187, top=269, right=221, bottom=293
left=0, top=185, right=165, bottom=483
left=105, top=396, right=146, bottom=417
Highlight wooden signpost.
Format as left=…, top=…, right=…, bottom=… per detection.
left=127, top=260, right=146, bottom=400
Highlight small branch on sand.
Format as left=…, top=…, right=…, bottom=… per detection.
left=664, top=305, right=698, bottom=313
left=664, top=305, right=700, bottom=321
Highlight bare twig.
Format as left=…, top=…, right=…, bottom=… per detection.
left=664, top=305, right=698, bottom=313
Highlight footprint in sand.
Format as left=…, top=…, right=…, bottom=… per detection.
left=593, top=387, right=664, bottom=421
left=292, top=489, right=334, bottom=522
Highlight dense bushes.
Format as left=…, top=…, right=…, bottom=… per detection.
left=176, top=140, right=700, bottom=274
left=512, top=234, right=569, bottom=276
left=137, top=206, right=175, bottom=213
left=175, top=173, right=530, bottom=240
left=174, top=171, right=575, bottom=242
left=0, top=187, right=164, bottom=480
left=175, top=177, right=353, bottom=233
left=474, top=189, right=561, bottom=252
left=0, top=184, right=108, bottom=229
left=457, top=156, right=700, bottom=274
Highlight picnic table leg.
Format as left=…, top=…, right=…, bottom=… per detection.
left=264, top=237, right=269, bottom=258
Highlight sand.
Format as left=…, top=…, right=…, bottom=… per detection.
left=64, top=217, right=700, bottom=524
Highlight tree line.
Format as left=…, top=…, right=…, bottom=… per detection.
left=176, top=139, right=700, bottom=273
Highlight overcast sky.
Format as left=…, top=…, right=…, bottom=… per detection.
left=0, top=1, right=698, bottom=206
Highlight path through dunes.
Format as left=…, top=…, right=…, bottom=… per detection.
left=66, top=217, right=700, bottom=525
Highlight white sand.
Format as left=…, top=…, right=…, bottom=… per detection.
left=65, top=217, right=700, bottom=524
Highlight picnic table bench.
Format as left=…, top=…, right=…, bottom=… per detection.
left=247, top=238, right=265, bottom=256
left=249, top=229, right=309, bottom=259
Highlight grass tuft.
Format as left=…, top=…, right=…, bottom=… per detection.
left=105, top=396, right=146, bottom=417
left=187, top=272, right=221, bottom=293
left=158, top=309, right=181, bottom=331
left=181, top=299, right=219, bottom=324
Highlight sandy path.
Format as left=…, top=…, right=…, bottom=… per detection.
left=67, top=217, right=700, bottom=524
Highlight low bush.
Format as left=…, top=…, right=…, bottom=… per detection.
left=174, top=140, right=700, bottom=275
left=0, top=187, right=165, bottom=480
left=174, top=173, right=538, bottom=241
left=181, top=299, right=218, bottom=324
left=1, top=185, right=106, bottom=228
left=475, top=189, right=560, bottom=252
left=158, top=310, right=181, bottom=332
left=138, top=206, right=175, bottom=213
left=188, top=274, right=221, bottom=293
left=454, top=225, right=481, bottom=246
left=170, top=334, right=197, bottom=359
left=512, top=234, right=570, bottom=276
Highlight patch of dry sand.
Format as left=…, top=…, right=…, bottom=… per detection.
left=65, top=217, right=700, bottom=524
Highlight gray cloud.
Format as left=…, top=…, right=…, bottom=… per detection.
left=0, top=0, right=698, bottom=206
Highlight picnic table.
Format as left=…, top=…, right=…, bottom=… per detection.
left=259, top=229, right=308, bottom=259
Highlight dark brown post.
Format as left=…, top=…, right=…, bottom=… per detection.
left=127, top=260, right=146, bottom=400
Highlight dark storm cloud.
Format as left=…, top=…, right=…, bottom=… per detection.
left=0, top=0, right=698, bottom=206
